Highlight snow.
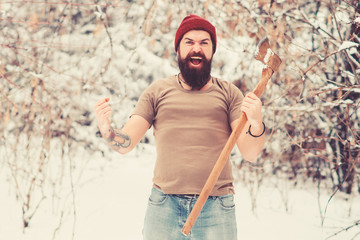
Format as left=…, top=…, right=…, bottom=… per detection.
left=339, top=41, right=359, bottom=52
left=264, top=48, right=274, bottom=64
left=1, top=144, right=359, bottom=240
left=335, top=11, right=350, bottom=23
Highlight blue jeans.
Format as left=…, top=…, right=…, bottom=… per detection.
left=143, top=187, right=237, bottom=240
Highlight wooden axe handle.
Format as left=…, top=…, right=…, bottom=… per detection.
left=181, top=66, right=274, bottom=236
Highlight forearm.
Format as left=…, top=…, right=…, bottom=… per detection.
left=237, top=121, right=266, bottom=162
left=103, top=127, right=132, bottom=154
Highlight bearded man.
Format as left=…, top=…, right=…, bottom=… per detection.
left=94, top=15, right=266, bottom=240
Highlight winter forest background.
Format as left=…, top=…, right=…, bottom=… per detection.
left=1, top=0, right=359, bottom=239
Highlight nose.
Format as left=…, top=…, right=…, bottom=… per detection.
left=192, top=43, right=201, bottom=53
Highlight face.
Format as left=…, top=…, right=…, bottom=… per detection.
left=177, top=30, right=214, bottom=89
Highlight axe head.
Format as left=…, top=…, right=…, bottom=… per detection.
left=255, top=37, right=282, bottom=72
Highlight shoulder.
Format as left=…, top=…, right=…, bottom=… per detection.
left=213, top=77, right=244, bottom=98
left=144, top=75, right=177, bottom=93
left=149, top=75, right=176, bottom=88
left=139, top=75, right=177, bottom=102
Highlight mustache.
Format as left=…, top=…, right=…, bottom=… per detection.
left=184, top=52, right=206, bottom=61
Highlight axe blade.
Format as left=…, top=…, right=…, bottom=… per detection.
left=255, top=37, right=282, bottom=72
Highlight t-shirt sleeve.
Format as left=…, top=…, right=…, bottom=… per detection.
left=131, top=84, right=156, bottom=126
left=228, top=83, right=244, bottom=124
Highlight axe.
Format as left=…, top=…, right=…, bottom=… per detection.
left=181, top=37, right=282, bottom=236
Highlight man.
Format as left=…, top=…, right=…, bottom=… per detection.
left=94, top=15, right=265, bottom=240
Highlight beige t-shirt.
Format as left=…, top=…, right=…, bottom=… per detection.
left=132, top=75, right=243, bottom=196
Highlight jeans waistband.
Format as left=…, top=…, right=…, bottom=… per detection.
left=171, top=193, right=218, bottom=199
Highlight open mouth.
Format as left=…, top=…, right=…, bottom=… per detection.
left=190, top=56, right=202, bottom=65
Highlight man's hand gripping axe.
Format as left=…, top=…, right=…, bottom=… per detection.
left=181, top=37, right=282, bottom=236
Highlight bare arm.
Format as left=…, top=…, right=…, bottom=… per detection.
left=231, top=92, right=266, bottom=162
left=94, top=98, right=150, bottom=154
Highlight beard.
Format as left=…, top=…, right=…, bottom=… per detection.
left=177, top=52, right=212, bottom=89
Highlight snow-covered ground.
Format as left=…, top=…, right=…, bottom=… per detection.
left=1, top=143, right=359, bottom=240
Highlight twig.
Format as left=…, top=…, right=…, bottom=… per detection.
left=66, top=117, right=77, bottom=240
left=297, top=8, right=337, bottom=41
left=95, top=4, right=113, bottom=79
left=0, top=60, right=21, bottom=89
left=317, top=160, right=324, bottom=221
left=141, top=0, right=156, bottom=36
left=303, top=49, right=346, bottom=77
left=342, top=0, right=356, bottom=9
left=325, top=220, right=360, bottom=239
left=40, top=2, right=69, bottom=74
left=329, top=0, right=359, bottom=84
left=52, top=210, right=65, bottom=240
left=322, top=109, right=356, bottom=226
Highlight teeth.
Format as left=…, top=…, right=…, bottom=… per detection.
left=191, top=57, right=202, bottom=60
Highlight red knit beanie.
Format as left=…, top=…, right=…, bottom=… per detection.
left=174, top=15, right=217, bottom=53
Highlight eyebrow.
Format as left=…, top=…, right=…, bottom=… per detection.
left=184, top=37, right=210, bottom=42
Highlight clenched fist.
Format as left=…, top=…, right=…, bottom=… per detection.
left=240, top=92, right=263, bottom=128
left=94, top=97, right=112, bottom=138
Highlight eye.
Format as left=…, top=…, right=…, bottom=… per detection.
left=186, top=41, right=193, bottom=45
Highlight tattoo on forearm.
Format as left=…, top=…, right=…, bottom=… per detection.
left=106, top=127, right=131, bottom=148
